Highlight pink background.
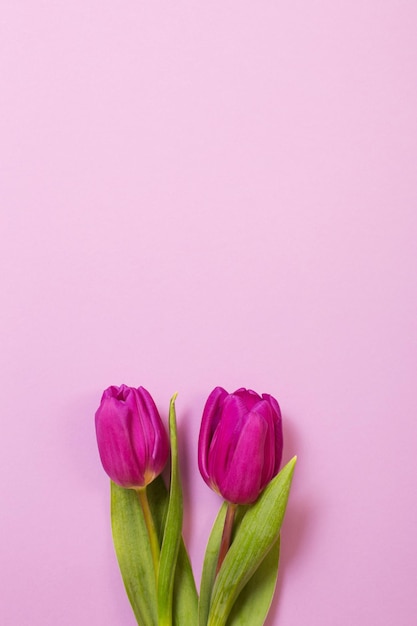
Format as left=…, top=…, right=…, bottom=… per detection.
left=1, top=2, right=416, bottom=625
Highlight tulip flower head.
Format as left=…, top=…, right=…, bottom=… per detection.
left=95, top=384, right=169, bottom=489
left=198, top=387, right=283, bottom=505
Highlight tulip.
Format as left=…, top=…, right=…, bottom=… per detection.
left=198, top=386, right=283, bottom=505
left=95, top=384, right=169, bottom=490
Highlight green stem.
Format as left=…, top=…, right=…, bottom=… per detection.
left=137, top=486, right=160, bottom=586
left=215, top=502, right=237, bottom=576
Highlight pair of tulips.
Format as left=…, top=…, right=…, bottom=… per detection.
left=95, top=385, right=283, bottom=506
left=95, top=384, right=294, bottom=626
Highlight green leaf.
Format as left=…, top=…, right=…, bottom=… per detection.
left=207, top=456, right=297, bottom=626
left=157, top=394, right=183, bottom=626
left=146, top=475, right=170, bottom=539
left=110, top=400, right=198, bottom=626
left=199, top=508, right=281, bottom=626
left=111, top=482, right=158, bottom=626
left=150, top=475, right=198, bottom=626
left=226, top=537, right=280, bottom=625
left=173, top=541, right=199, bottom=626
left=199, top=504, right=227, bottom=626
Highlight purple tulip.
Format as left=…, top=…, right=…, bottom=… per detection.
left=198, top=387, right=283, bottom=505
left=95, top=385, right=169, bottom=489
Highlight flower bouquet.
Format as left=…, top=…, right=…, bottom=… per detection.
left=95, top=385, right=296, bottom=626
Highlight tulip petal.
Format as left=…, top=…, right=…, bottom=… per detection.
left=135, top=387, right=157, bottom=451
left=198, top=387, right=228, bottom=485
left=198, top=386, right=284, bottom=505
left=251, top=400, right=278, bottom=488
left=232, top=388, right=262, bottom=411
left=121, top=389, right=149, bottom=479
left=95, top=384, right=169, bottom=489
left=206, top=393, right=247, bottom=490
left=95, top=397, right=145, bottom=488
left=137, top=387, right=169, bottom=473
left=218, top=412, right=268, bottom=504
left=262, top=393, right=283, bottom=476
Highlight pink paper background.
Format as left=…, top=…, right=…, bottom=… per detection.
left=1, top=2, right=416, bottom=625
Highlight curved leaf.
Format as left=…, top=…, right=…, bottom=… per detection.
left=111, top=482, right=157, bottom=626
left=150, top=475, right=198, bottom=626
left=199, top=504, right=227, bottom=626
left=173, top=541, right=199, bottom=625
left=226, top=537, right=280, bottom=625
left=207, top=457, right=296, bottom=626
left=110, top=401, right=198, bottom=626
left=158, top=394, right=183, bottom=626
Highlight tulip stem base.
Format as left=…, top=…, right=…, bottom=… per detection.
left=216, top=502, right=237, bottom=576
left=137, top=487, right=160, bottom=586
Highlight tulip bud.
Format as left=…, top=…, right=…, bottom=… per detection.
left=198, top=387, right=283, bottom=505
left=95, top=384, right=169, bottom=489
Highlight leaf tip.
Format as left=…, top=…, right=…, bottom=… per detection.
left=282, top=455, right=297, bottom=479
